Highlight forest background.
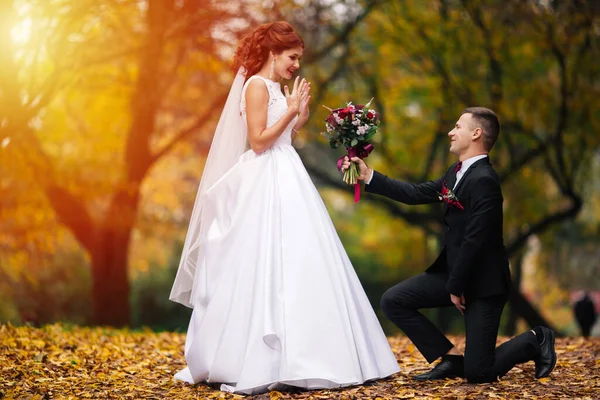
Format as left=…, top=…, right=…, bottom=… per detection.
left=1, top=0, right=599, bottom=337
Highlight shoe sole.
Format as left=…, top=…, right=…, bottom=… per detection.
left=537, top=329, right=557, bottom=378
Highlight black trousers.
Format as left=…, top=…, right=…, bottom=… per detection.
left=381, top=272, right=541, bottom=382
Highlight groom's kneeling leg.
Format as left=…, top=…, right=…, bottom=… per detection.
left=380, top=273, right=454, bottom=363
left=465, top=330, right=541, bottom=383
left=464, top=295, right=506, bottom=383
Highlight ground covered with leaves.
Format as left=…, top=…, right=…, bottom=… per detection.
left=1, top=324, right=598, bottom=399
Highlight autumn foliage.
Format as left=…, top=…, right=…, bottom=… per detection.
left=1, top=324, right=599, bottom=399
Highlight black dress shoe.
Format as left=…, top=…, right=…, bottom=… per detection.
left=534, top=326, right=557, bottom=378
left=412, top=355, right=464, bottom=381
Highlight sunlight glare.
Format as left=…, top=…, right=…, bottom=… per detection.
left=10, top=17, right=32, bottom=46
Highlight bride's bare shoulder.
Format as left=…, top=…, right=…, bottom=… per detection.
left=245, top=77, right=269, bottom=104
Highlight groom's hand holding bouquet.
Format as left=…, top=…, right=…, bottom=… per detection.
left=340, top=154, right=371, bottom=180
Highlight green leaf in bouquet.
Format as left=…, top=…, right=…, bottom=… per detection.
left=330, top=141, right=338, bottom=149
left=351, top=138, right=358, bottom=147
left=363, top=126, right=378, bottom=141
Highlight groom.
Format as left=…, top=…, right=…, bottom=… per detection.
left=342, top=107, right=557, bottom=382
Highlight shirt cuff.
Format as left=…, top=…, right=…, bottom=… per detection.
left=365, top=169, right=374, bottom=185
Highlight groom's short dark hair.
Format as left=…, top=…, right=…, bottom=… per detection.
left=462, top=107, right=500, bottom=151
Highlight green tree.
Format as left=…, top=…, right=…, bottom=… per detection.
left=299, top=0, right=600, bottom=332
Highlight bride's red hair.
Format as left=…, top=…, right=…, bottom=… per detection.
left=232, top=21, right=304, bottom=78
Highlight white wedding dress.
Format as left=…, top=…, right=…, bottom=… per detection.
left=172, top=75, right=399, bottom=394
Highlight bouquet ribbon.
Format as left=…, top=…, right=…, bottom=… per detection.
left=336, top=143, right=375, bottom=203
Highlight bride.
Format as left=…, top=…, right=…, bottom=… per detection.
left=169, top=21, right=399, bottom=395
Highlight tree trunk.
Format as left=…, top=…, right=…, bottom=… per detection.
left=89, top=185, right=140, bottom=326
left=509, top=287, right=559, bottom=335
left=86, top=0, right=170, bottom=326
left=505, top=253, right=523, bottom=335
left=90, top=233, right=131, bottom=326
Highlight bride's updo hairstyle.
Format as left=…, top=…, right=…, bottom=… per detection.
left=232, top=21, right=304, bottom=78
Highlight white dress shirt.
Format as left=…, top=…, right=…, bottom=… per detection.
left=364, top=154, right=488, bottom=188
left=453, top=154, right=488, bottom=190
left=365, top=168, right=375, bottom=184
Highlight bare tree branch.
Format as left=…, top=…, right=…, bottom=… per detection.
left=462, top=0, right=503, bottom=107
left=151, top=92, right=228, bottom=164
left=306, top=0, right=384, bottom=63
left=547, top=20, right=571, bottom=189
left=1, top=5, right=96, bottom=251
left=506, top=197, right=582, bottom=255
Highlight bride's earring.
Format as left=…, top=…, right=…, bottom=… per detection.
left=269, top=58, right=275, bottom=80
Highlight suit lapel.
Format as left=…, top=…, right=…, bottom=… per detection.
left=444, top=158, right=490, bottom=215
left=443, top=163, right=459, bottom=214
left=453, top=157, right=490, bottom=194
left=453, top=167, right=474, bottom=194
left=446, top=168, right=458, bottom=191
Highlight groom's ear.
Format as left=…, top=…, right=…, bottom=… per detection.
left=472, top=127, right=483, bottom=141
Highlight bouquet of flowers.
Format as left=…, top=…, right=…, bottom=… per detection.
left=321, top=99, right=380, bottom=202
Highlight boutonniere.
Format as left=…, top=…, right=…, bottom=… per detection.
left=438, top=181, right=464, bottom=210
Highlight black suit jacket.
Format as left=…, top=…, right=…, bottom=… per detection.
left=366, top=157, right=511, bottom=298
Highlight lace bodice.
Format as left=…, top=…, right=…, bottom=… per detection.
left=240, top=75, right=297, bottom=147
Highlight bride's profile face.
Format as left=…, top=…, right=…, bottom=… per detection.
left=273, top=47, right=303, bottom=80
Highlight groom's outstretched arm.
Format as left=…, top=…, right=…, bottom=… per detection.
left=365, top=170, right=443, bottom=205
left=446, top=176, right=503, bottom=296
